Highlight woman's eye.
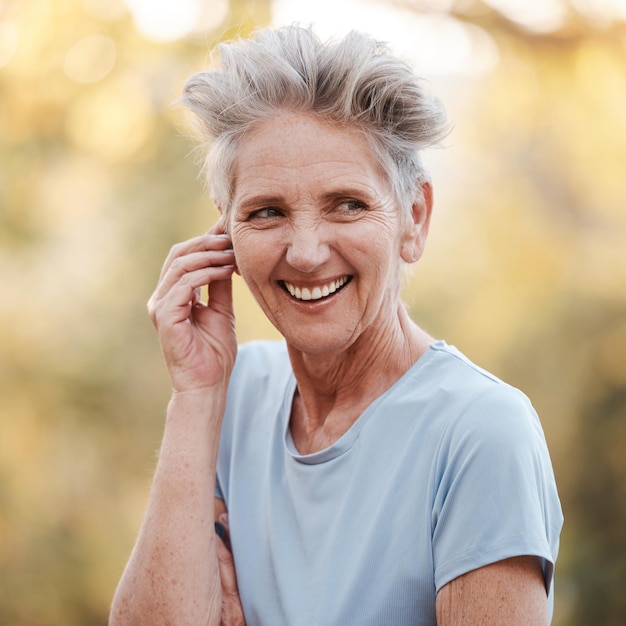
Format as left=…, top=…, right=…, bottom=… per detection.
left=249, top=207, right=281, bottom=220
left=338, top=200, right=367, bottom=214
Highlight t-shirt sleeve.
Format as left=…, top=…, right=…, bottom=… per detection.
left=431, top=385, right=563, bottom=594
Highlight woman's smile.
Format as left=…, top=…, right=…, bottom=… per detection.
left=281, top=276, right=352, bottom=302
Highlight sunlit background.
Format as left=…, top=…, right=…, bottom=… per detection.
left=1, top=0, right=626, bottom=623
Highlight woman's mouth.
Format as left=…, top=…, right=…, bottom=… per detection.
left=282, top=276, right=351, bottom=301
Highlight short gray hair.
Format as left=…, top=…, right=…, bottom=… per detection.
left=182, top=24, right=450, bottom=215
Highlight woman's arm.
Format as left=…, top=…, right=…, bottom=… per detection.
left=436, top=556, right=548, bottom=625
left=110, top=228, right=237, bottom=626
left=110, top=391, right=228, bottom=626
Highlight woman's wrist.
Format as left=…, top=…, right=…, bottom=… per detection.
left=167, top=383, right=229, bottom=424
left=156, top=386, right=228, bottom=484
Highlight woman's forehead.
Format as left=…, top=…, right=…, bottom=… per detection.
left=231, top=113, right=390, bottom=197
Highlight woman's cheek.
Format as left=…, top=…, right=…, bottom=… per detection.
left=233, top=224, right=277, bottom=256
left=230, top=230, right=257, bottom=279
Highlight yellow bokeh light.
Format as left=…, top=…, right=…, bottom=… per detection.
left=125, top=0, right=198, bottom=42
left=64, top=35, right=117, bottom=84
left=65, top=75, right=155, bottom=161
left=0, top=20, right=18, bottom=69
left=83, top=0, right=127, bottom=21
left=123, top=0, right=229, bottom=42
left=484, top=0, right=567, bottom=32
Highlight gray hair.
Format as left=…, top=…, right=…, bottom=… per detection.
left=182, top=24, right=450, bottom=216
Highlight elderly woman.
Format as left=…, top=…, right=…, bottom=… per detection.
left=110, top=25, right=563, bottom=626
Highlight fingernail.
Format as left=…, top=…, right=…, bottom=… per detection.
left=219, top=513, right=229, bottom=526
left=214, top=521, right=226, bottom=542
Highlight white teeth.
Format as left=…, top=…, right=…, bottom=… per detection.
left=284, top=276, right=349, bottom=301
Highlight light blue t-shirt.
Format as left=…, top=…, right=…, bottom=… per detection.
left=216, top=340, right=563, bottom=625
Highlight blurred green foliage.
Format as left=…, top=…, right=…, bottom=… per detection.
left=1, top=0, right=625, bottom=624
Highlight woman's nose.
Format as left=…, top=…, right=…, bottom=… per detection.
left=285, top=225, right=331, bottom=273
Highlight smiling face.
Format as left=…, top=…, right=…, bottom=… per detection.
left=226, top=112, right=429, bottom=356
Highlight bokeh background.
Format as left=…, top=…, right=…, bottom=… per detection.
left=1, top=0, right=625, bottom=624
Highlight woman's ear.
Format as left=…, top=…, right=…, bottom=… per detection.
left=400, top=181, right=433, bottom=264
left=215, top=204, right=230, bottom=235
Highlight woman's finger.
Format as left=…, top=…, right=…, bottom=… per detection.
left=158, top=231, right=232, bottom=283
left=154, top=248, right=235, bottom=302
left=207, top=272, right=234, bottom=318
left=149, top=264, right=235, bottom=326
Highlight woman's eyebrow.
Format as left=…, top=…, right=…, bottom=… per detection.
left=236, top=194, right=284, bottom=209
left=235, top=186, right=376, bottom=211
left=319, top=186, right=371, bottom=199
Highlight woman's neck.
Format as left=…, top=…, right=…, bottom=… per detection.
left=287, top=305, right=434, bottom=455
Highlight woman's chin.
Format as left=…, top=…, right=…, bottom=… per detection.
left=280, top=326, right=360, bottom=358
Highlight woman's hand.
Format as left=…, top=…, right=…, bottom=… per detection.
left=216, top=514, right=246, bottom=626
left=147, top=224, right=237, bottom=393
